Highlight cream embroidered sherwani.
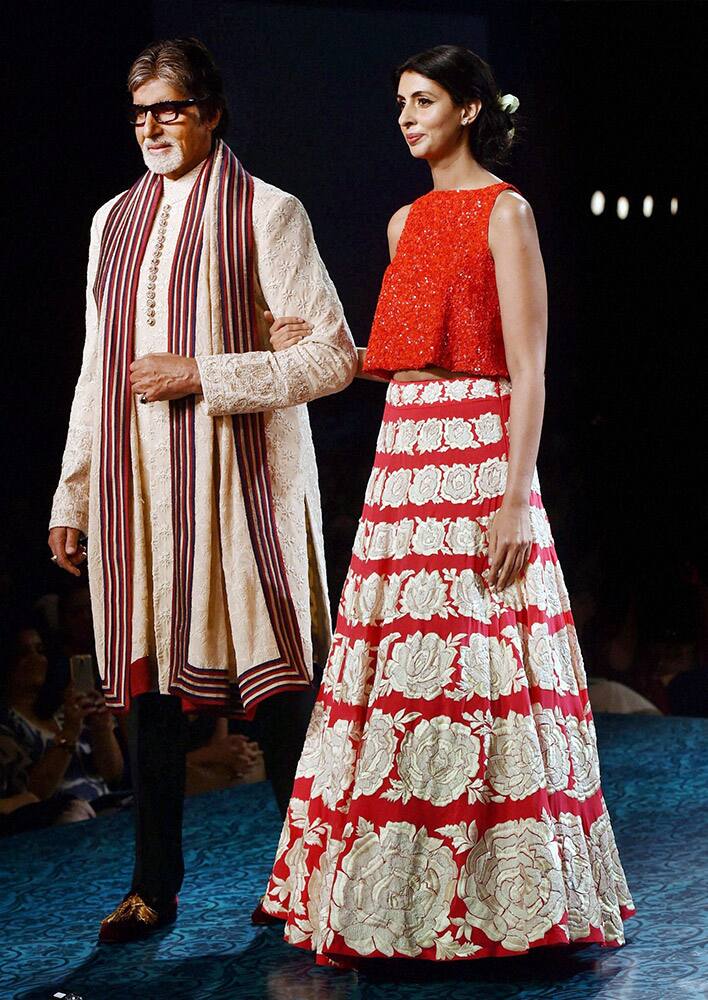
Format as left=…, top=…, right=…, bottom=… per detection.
left=50, top=159, right=357, bottom=707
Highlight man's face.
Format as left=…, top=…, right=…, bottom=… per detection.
left=132, top=78, right=219, bottom=179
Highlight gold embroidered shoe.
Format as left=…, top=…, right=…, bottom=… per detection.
left=98, top=892, right=178, bottom=943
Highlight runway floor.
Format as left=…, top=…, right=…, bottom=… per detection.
left=2, top=714, right=707, bottom=1000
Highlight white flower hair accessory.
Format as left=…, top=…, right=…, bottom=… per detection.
left=498, top=93, right=520, bottom=114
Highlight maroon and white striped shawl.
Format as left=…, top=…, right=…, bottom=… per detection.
left=93, top=141, right=308, bottom=715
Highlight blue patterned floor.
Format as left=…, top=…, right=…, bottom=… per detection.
left=2, top=714, right=707, bottom=1000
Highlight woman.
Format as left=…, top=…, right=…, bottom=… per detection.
left=257, top=45, right=635, bottom=966
left=0, top=618, right=125, bottom=815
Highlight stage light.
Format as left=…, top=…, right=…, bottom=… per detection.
left=671, top=197, right=678, bottom=216
left=590, top=190, right=605, bottom=216
left=617, top=197, right=629, bottom=220
left=643, top=196, right=654, bottom=218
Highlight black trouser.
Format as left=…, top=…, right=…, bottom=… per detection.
left=126, top=684, right=317, bottom=903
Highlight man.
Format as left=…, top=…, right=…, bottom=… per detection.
left=48, top=37, right=357, bottom=941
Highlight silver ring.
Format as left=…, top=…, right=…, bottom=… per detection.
left=139, top=393, right=148, bottom=404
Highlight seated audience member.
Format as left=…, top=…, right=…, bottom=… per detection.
left=185, top=715, right=263, bottom=796
left=587, top=678, right=661, bottom=715
left=0, top=615, right=124, bottom=825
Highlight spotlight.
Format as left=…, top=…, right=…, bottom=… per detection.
left=670, top=197, right=678, bottom=216
left=617, top=197, right=629, bottom=220
left=642, top=196, right=654, bottom=218
left=590, top=190, right=605, bottom=216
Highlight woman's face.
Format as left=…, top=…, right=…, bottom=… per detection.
left=396, top=70, right=478, bottom=161
left=12, top=629, right=48, bottom=692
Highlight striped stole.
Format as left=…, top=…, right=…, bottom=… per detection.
left=93, top=142, right=307, bottom=712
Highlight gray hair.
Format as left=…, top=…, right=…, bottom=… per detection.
left=127, top=37, right=228, bottom=139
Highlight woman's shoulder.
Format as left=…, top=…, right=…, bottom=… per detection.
left=490, top=185, right=533, bottom=220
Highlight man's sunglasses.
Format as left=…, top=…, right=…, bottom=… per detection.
left=128, top=98, right=206, bottom=126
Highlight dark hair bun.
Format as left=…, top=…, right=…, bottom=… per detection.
left=395, top=45, right=518, bottom=168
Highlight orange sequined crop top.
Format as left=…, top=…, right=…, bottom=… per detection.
left=363, top=182, right=520, bottom=379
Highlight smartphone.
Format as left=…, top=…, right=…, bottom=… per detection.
left=69, top=654, right=96, bottom=694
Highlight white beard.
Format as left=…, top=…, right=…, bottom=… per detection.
left=141, top=141, right=185, bottom=175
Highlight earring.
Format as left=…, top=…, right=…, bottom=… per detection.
left=461, top=117, right=471, bottom=126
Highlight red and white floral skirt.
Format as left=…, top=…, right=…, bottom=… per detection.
left=259, top=376, right=635, bottom=964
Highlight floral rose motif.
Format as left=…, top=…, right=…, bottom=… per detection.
left=399, top=382, right=420, bottom=404
left=447, top=517, right=484, bottom=555
left=524, top=620, right=554, bottom=689
left=529, top=505, right=552, bottom=546
left=474, top=412, right=503, bottom=445
left=421, top=381, right=444, bottom=404
left=469, top=378, right=497, bottom=399
left=393, top=419, right=418, bottom=455
left=458, top=633, right=492, bottom=698
left=476, top=457, right=507, bottom=499
left=486, top=711, right=546, bottom=800
left=457, top=633, right=521, bottom=700
left=443, top=417, right=475, bottom=451
left=381, top=420, right=396, bottom=453
left=355, top=572, right=384, bottom=624
left=303, top=830, right=346, bottom=952
left=310, top=717, right=360, bottom=809
left=412, top=518, right=447, bottom=556
left=588, top=806, right=634, bottom=929
left=381, top=468, right=412, bottom=508
left=409, top=467, right=442, bottom=506
left=459, top=815, right=566, bottom=951
left=380, top=570, right=413, bottom=621
left=330, top=821, right=457, bottom=956
left=369, top=522, right=396, bottom=559
left=417, top=418, right=444, bottom=453
left=340, top=639, right=373, bottom=705
left=445, top=380, right=471, bottom=402
left=552, top=626, right=580, bottom=695
left=396, top=717, right=482, bottom=805
left=352, top=709, right=398, bottom=798
left=352, top=521, right=367, bottom=559
left=554, top=811, right=601, bottom=938
left=532, top=705, right=571, bottom=793
left=440, top=464, right=475, bottom=504
left=393, top=519, right=415, bottom=558
left=340, top=572, right=358, bottom=621
left=565, top=716, right=601, bottom=801
left=399, top=569, right=448, bottom=620
left=542, top=559, right=564, bottom=616
left=366, top=467, right=387, bottom=507
left=385, top=631, right=457, bottom=700
left=447, top=568, right=491, bottom=622
left=295, top=702, right=328, bottom=778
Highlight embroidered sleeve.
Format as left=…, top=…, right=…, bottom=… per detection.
left=48, top=210, right=103, bottom=534
left=197, top=190, right=357, bottom=415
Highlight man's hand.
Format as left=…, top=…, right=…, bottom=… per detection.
left=129, top=353, right=202, bottom=402
left=266, top=310, right=312, bottom=352
left=48, top=527, right=86, bottom=576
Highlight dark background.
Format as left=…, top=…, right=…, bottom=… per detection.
left=3, top=1, right=706, bottom=706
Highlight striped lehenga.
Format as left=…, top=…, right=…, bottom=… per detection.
left=259, top=376, right=635, bottom=965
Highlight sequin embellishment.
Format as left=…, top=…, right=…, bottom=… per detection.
left=364, top=183, right=519, bottom=379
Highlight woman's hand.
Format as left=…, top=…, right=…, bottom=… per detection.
left=487, top=500, right=533, bottom=591
left=61, top=684, right=91, bottom=742
left=82, top=691, right=113, bottom=733
left=266, top=310, right=312, bottom=351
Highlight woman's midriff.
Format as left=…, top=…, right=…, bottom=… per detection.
left=392, top=367, right=489, bottom=383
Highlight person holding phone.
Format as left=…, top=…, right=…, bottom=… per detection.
left=0, top=617, right=125, bottom=816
